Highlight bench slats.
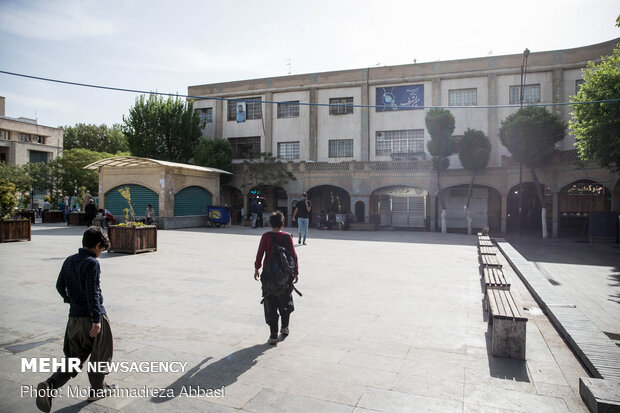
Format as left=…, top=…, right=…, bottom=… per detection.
left=478, top=240, right=493, bottom=247
left=478, top=246, right=497, bottom=255
left=483, top=267, right=510, bottom=290
left=480, top=254, right=502, bottom=267
left=488, top=289, right=527, bottom=321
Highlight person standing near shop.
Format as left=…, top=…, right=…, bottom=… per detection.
left=292, top=192, right=311, bottom=245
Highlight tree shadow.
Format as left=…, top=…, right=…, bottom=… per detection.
left=151, top=343, right=273, bottom=404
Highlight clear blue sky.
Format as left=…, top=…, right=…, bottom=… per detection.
left=0, top=0, right=618, bottom=128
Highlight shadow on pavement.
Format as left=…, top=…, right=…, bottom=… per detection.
left=484, top=326, right=530, bottom=382
left=151, top=343, right=274, bottom=404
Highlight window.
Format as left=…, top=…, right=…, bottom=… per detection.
left=228, top=137, right=260, bottom=159
left=29, top=150, right=48, bottom=164
left=196, top=108, right=213, bottom=124
left=575, top=79, right=585, bottom=94
left=376, top=129, right=425, bottom=156
left=449, top=88, right=477, bottom=106
left=277, top=141, right=300, bottom=159
left=329, top=97, right=353, bottom=115
left=19, top=133, right=31, bottom=142
left=0, top=130, right=9, bottom=141
left=509, top=84, right=540, bottom=104
left=277, top=101, right=300, bottom=118
left=328, top=139, right=354, bottom=158
left=228, top=97, right=262, bottom=121
left=34, top=135, right=45, bottom=144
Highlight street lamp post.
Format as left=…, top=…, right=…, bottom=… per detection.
left=518, top=48, right=530, bottom=236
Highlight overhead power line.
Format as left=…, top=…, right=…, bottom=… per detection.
left=1, top=69, right=618, bottom=110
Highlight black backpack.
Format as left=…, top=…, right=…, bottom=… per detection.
left=261, top=232, right=301, bottom=301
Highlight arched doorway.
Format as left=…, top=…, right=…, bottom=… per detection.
left=440, top=185, right=501, bottom=233
left=174, top=186, right=212, bottom=216
left=105, top=184, right=158, bottom=220
left=507, top=182, right=552, bottom=234
left=559, top=180, right=611, bottom=236
left=370, top=186, right=427, bottom=229
left=306, top=185, right=351, bottom=227
left=248, top=185, right=288, bottom=225
left=354, top=201, right=365, bottom=223
left=221, top=185, right=244, bottom=224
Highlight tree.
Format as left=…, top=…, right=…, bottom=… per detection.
left=426, top=108, right=456, bottom=233
left=499, top=107, right=566, bottom=238
left=62, top=123, right=129, bottom=153
left=47, top=148, right=121, bottom=198
left=570, top=45, right=620, bottom=173
left=123, top=94, right=202, bottom=163
left=458, top=128, right=491, bottom=235
left=193, top=138, right=233, bottom=182
left=0, top=162, right=34, bottom=209
left=240, top=152, right=296, bottom=198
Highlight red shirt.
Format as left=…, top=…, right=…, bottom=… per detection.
left=254, top=231, right=299, bottom=275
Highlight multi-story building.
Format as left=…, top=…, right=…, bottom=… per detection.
left=0, top=96, right=63, bottom=166
left=188, top=39, right=619, bottom=237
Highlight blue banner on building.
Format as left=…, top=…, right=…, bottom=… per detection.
left=376, top=85, right=424, bottom=111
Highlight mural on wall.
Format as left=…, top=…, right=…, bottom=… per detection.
left=376, top=85, right=424, bottom=111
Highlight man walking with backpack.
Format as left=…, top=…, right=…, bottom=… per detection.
left=254, top=212, right=299, bottom=345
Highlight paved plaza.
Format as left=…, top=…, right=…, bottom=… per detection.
left=1, top=223, right=614, bottom=412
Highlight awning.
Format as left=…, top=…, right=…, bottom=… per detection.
left=84, top=156, right=231, bottom=174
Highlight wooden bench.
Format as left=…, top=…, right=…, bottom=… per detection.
left=480, top=253, right=502, bottom=268
left=478, top=239, right=493, bottom=248
left=487, top=288, right=527, bottom=359
left=478, top=245, right=497, bottom=255
left=483, top=267, right=510, bottom=291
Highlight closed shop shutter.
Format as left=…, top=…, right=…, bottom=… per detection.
left=391, top=197, right=408, bottom=227
left=174, top=186, right=212, bottom=216
left=379, top=195, right=391, bottom=226
left=408, top=196, right=425, bottom=227
left=105, top=185, right=158, bottom=218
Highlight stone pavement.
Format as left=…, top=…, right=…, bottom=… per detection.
left=0, top=224, right=594, bottom=412
left=502, top=234, right=619, bottom=341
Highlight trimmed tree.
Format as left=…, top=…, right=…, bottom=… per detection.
left=123, top=94, right=202, bottom=163
left=570, top=44, right=620, bottom=173
left=499, top=107, right=566, bottom=238
left=458, top=128, right=491, bottom=235
left=425, top=108, right=456, bottom=233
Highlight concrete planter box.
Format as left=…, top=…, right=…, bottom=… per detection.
left=0, top=219, right=31, bottom=242
left=108, top=225, right=157, bottom=254
left=67, top=212, right=89, bottom=226
left=42, top=210, right=64, bottom=223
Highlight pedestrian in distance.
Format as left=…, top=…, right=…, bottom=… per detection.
left=254, top=212, right=299, bottom=345
left=292, top=192, right=311, bottom=245
left=145, top=204, right=155, bottom=225
left=36, top=227, right=115, bottom=412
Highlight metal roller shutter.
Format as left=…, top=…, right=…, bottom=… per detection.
left=105, top=185, right=159, bottom=218
left=174, top=186, right=212, bottom=216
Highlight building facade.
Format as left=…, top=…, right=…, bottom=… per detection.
left=0, top=97, right=63, bottom=166
left=188, top=39, right=620, bottom=236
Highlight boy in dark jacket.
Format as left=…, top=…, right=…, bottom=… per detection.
left=36, top=227, right=114, bottom=412
left=254, top=212, right=299, bottom=345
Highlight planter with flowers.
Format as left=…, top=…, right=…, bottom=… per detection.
left=0, top=183, right=31, bottom=242
left=108, top=187, right=157, bottom=254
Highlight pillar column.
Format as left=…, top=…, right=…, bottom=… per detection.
left=501, top=192, right=508, bottom=234
left=552, top=191, right=559, bottom=238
